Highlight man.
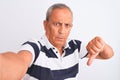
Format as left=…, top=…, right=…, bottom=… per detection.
left=0, top=3, right=114, bottom=80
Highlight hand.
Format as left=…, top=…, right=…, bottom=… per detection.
left=86, top=36, right=105, bottom=66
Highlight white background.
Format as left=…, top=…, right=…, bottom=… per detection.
left=0, top=0, right=120, bottom=80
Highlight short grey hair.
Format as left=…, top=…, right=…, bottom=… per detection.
left=46, top=3, right=73, bottom=21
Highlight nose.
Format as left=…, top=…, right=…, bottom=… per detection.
left=58, top=25, right=65, bottom=34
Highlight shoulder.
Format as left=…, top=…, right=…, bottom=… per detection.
left=22, top=35, right=45, bottom=47
left=67, top=38, right=82, bottom=45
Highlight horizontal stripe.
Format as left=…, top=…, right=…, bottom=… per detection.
left=34, top=51, right=79, bottom=70
left=26, top=63, right=78, bottom=80
left=22, top=41, right=40, bottom=63
left=52, top=63, right=78, bottom=80
left=27, top=64, right=54, bottom=80
left=64, top=40, right=81, bottom=57
left=38, top=41, right=58, bottom=58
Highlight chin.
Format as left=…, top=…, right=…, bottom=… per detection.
left=57, top=42, right=65, bottom=46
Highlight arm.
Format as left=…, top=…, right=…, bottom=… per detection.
left=0, top=50, right=32, bottom=80
left=86, top=36, right=114, bottom=66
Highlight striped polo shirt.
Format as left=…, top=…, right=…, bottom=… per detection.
left=21, top=35, right=87, bottom=80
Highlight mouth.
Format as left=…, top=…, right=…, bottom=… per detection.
left=56, top=37, right=64, bottom=41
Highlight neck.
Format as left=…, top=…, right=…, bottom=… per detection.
left=57, top=46, right=64, bottom=56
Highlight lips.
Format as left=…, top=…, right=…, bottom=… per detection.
left=56, top=37, right=64, bottom=41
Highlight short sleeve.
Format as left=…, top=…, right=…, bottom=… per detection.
left=79, top=42, right=88, bottom=59
left=19, top=39, right=41, bottom=67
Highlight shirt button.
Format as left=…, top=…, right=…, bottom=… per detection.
left=52, top=47, right=55, bottom=49
left=56, top=51, right=58, bottom=53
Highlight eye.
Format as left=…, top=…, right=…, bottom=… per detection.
left=54, top=22, right=61, bottom=27
left=65, top=23, right=72, bottom=28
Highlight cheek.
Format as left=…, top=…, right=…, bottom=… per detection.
left=48, top=27, right=58, bottom=36
left=50, top=28, right=56, bottom=34
left=46, top=26, right=53, bottom=33
left=66, top=29, right=71, bottom=35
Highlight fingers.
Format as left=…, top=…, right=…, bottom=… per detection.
left=86, top=36, right=105, bottom=66
left=87, top=53, right=98, bottom=66
left=86, top=36, right=105, bottom=54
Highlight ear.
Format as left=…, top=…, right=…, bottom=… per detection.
left=43, top=20, right=47, bottom=31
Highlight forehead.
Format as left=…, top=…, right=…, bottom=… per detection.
left=49, top=8, right=73, bottom=22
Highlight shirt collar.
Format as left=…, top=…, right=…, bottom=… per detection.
left=41, top=34, right=70, bottom=50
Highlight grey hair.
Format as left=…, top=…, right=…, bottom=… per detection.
left=46, top=3, right=73, bottom=21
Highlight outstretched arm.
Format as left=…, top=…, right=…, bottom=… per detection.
left=0, top=50, right=32, bottom=80
left=86, top=36, right=114, bottom=66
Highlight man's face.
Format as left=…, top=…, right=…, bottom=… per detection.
left=44, top=8, right=73, bottom=48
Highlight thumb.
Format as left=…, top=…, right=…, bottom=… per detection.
left=87, top=54, right=98, bottom=66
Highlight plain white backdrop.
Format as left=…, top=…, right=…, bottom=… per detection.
left=0, top=0, right=120, bottom=80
